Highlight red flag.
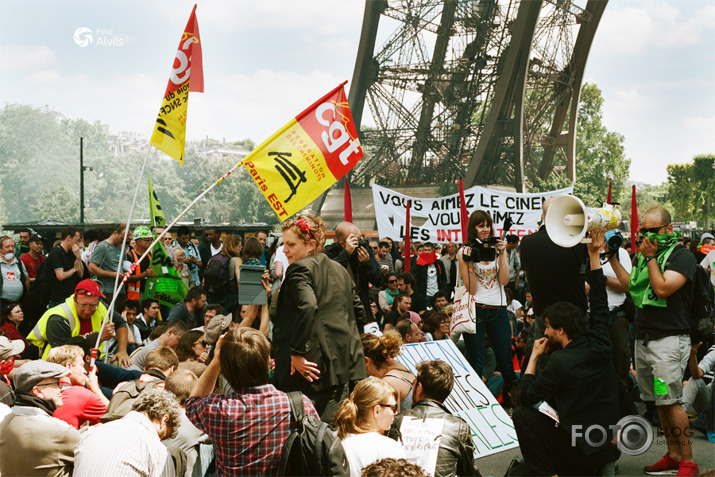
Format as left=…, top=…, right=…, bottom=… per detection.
left=631, top=185, right=638, bottom=251
left=404, top=200, right=411, bottom=273
left=459, top=179, right=469, bottom=243
left=344, top=177, right=353, bottom=222
left=607, top=180, right=612, bottom=204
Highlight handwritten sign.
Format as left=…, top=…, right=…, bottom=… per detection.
left=400, top=416, right=444, bottom=477
left=395, top=340, right=519, bottom=458
left=372, top=184, right=572, bottom=243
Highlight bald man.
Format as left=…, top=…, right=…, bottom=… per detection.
left=324, top=221, right=383, bottom=331
left=519, top=196, right=589, bottom=351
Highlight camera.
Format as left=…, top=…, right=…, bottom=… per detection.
left=357, top=239, right=371, bottom=250
left=462, top=216, right=513, bottom=263
left=604, top=230, right=623, bottom=251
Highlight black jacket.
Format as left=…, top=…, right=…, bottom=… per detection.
left=411, top=257, right=449, bottom=302
left=520, top=269, right=619, bottom=455
left=390, top=399, right=479, bottom=477
left=324, top=242, right=383, bottom=325
left=274, top=253, right=367, bottom=394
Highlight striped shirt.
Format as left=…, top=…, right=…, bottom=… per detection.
left=186, top=384, right=318, bottom=476
left=74, top=410, right=175, bottom=477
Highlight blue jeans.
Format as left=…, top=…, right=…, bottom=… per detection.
left=462, top=307, right=517, bottom=383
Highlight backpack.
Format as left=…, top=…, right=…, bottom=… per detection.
left=203, top=254, right=230, bottom=295
left=278, top=392, right=350, bottom=477
left=101, top=378, right=163, bottom=422
left=689, top=264, right=715, bottom=343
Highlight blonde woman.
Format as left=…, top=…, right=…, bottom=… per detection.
left=361, top=332, right=415, bottom=412
left=222, top=234, right=242, bottom=315
left=333, top=377, right=405, bottom=477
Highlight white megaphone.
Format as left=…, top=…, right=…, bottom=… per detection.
left=545, top=195, right=621, bottom=248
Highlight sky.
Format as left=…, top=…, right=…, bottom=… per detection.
left=1, top=0, right=713, bottom=186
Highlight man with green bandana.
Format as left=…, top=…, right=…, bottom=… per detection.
left=610, top=207, right=699, bottom=476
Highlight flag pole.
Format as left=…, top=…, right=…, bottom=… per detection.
left=90, top=159, right=244, bottom=370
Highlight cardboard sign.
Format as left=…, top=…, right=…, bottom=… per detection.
left=400, top=416, right=444, bottom=477
left=395, top=340, right=519, bottom=458
left=372, top=184, right=573, bottom=243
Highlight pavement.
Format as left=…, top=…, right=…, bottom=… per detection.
left=475, top=402, right=715, bottom=477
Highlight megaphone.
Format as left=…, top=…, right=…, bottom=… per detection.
left=545, top=195, right=621, bottom=248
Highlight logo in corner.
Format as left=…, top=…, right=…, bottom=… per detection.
left=73, top=27, right=93, bottom=47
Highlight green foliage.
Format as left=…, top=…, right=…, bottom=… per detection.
left=0, top=104, right=279, bottom=227
left=666, top=154, right=715, bottom=228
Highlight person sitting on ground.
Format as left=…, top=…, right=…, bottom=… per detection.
left=378, top=274, right=400, bottom=316
left=383, top=293, right=412, bottom=331
left=0, top=336, right=25, bottom=407
left=432, top=291, right=449, bottom=311
left=0, top=360, right=81, bottom=476
left=421, top=311, right=450, bottom=341
left=390, top=360, right=480, bottom=477
left=167, top=286, right=207, bottom=330
left=175, top=330, right=209, bottom=364
left=366, top=299, right=384, bottom=336
left=136, top=298, right=161, bottom=342
left=334, top=376, right=406, bottom=477
left=186, top=327, right=319, bottom=476
left=130, top=320, right=187, bottom=372
left=395, top=318, right=426, bottom=344
left=362, top=332, right=415, bottom=412
left=684, top=342, right=715, bottom=441
left=74, top=388, right=181, bottom=477
left=107, top=298, right=142, bottom=356
left=0, top=302, right=29, bottom=355
left=46, top=344, right=109, bottom=429
left=513, top=230, right=620, bottom=476
left=163, top=368, right=214, bottom=477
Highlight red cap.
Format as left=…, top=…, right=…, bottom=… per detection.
left=75, top=279, right=106, bottom=298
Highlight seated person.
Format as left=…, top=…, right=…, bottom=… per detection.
left=684, top=342, right=715, bottom=440
left=513, top=230, right=620, bottom=476
left=107, top=298, right=142, bottom=356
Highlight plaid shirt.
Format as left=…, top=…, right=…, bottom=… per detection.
left=186, top=384, right=318, bottom=476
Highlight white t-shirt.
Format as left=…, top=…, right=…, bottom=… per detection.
left=341, top=432, right=405, bottom=477
left=700, top=250, right=715, bottom=287
left=602, top=248, right=632, bottom=311
left=274, top=245, right=290, bottom=282
left=473, top=260, right=507, bottom=306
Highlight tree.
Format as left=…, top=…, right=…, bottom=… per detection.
left=666, top=154, right=715, bottom=228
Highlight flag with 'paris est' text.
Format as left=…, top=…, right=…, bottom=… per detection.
left=243, top=82, right=363, bottom=220
left=150, top=4, right=204, bottom=166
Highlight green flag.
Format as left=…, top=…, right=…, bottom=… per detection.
left=144, top=240, right=188, bottom=308
left=148, top=174, right=166, bottom=227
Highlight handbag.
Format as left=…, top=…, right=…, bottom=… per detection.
left=450, top=285, right=477, bottom=335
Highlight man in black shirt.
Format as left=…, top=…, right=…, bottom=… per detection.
left=383, top=293, right=412, bottom=331
left=47, top=227, right=85, bottom=307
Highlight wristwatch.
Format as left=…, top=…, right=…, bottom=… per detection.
left=645, top=255, right=657, bottom=263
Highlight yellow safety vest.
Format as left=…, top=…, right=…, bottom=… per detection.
left=27, top=295, right=109, bottom=360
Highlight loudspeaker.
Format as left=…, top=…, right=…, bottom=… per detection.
left=545, top=195, right=621, bottom=248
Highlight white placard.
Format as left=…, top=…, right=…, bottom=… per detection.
left=395, top=340, right=519, bottom=458
left=400, top=416, right=444, bottom=477
left=372, top=184, right=573, bottom=244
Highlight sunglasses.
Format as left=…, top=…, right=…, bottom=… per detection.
left=379, top=403, right=398, bottom=412
left=639, top=224, right=669, bottom=235
left=388, top=279, right=397, bottom=283
left=194, top=340, right=209, bottom=347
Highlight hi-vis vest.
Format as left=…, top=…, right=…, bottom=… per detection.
left=126, top=250, right=146, bottom=301
left=27, top=295, right=109, bottom=360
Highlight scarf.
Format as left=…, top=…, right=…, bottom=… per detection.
left=629, top=232, right=680, bottom=309
left=385, top=288, right=399, bottom=306
left=14, top=393, right=57, bottom=416
left=416, top=251, right=438, bottom=266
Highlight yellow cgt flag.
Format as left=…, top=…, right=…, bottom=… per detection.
left=243, top=82, right=363, bottom=220
left=150, top=4, right=204, bottom=166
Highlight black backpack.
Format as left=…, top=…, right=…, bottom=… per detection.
left=278, top=392, right=350, bottom=477
left=689, top=265, right=715, bottom=343
left=204, top=254, right=230, bottom=295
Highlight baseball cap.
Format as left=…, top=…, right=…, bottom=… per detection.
left=205, top=313, right=233, bottom=346
left=0, top=336, right=25, bottom=360
left=133, top=226, right=152, bottom=240
left=75, top=279, right=106, bottom=298
left=13, top=360, right=69, bottom=394
left=701, top=232, right=714, bottom=242
left=28, top=235, right=43, bottom=243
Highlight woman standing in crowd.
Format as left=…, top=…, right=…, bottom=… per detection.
left=361, top=332, right=415, bottom=412
left=222, top=234, right=242, bottom=316
left=458, top=210, right=518, bottom=405
left=273, top=214, right=366, bottom=422
left=175, top=330, right=209, bottom=364
left=334, top=377, right=405, bottom=477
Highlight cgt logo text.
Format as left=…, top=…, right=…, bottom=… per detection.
left=572, top=415, right=654, bottom=456
left=73, top=27, right=124, bottom=48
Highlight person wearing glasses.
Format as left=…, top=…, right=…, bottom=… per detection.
left=608, top=207, right=700, bottom=476
left=27, top=279, right=129, bottom=365
left=0, top=360, right=81, bottom=476
left=378, top=274, right=400, bottom=316
left=333, top=377, right=405, bottom=477
left=174, top=330, right=209, bottom=364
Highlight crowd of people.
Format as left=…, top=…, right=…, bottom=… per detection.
left=0, top=201, right=713, bottom=476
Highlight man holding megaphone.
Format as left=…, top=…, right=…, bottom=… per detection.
left=607, top=206, right=700, bottom=476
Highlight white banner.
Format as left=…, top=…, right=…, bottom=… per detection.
left=372, top=184, right=573, bottom=244
left=395, top=340, right=519, bottom=458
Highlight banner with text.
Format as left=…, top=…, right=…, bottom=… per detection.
left=395, top=340, right=519, bottom=458
left=373, top=184, right=572, bottom=244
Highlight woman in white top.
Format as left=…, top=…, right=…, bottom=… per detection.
left=334, top=377, right=405, bottom=477
left=458, top=210, right=518, bottom=398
